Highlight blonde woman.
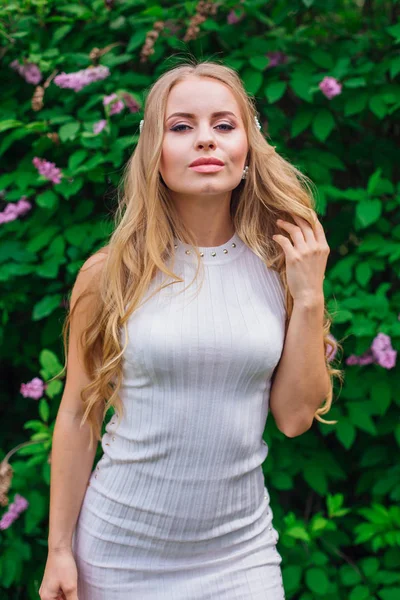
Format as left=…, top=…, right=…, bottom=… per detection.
left=39, top=59, right=341, bottom=600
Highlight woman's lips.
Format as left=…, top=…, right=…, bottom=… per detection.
left=189, top=164, right=225, bottom=173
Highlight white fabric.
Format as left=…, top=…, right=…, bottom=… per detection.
left=72, top=231, right=287, bottom=598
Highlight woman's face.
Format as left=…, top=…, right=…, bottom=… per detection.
left=159, top=76, right=249, bottom=198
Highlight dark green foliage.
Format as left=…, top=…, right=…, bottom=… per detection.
left=0, top=1, right=399, bottom=598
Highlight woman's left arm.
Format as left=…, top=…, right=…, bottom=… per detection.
left=269, top=213, right=331, bottom=438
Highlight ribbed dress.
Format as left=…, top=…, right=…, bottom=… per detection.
left=72, top=231, right=287, bottom=599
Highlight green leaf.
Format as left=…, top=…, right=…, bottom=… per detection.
left=312, top=109, right=335, bottom=142
left=241, top=68, right=263, bottom=95
left=336, top=419, right=356, bottom=449
left=264, top=81, right=287, bottom=103
left=390, top=56, right=400, bottom=79
left=36, top=190, right=59, bottom=210
left=370, top=380, right=392, bottom=416
left=26, top=225, right=60, bottom=253
left=24, top=490, right=47, bottom=534
left=249, top=56, right=270, bottom=71
left=38, top=399, right=50, bottom=422
left=367, top=168, right=382, bottom=196
left=0, top=119, right=23, bottom=133
left=340, top=564, right=362, bottom=586
left=32, top=294, right=62, bottom=320
left=309, top=50, right=334, bottom=69
left=369, top=96, right=387, bottom=119
left=68, top=149, right=88, bottom=171
left=344, top=78, right=367, bottom=88
left=290, top=77, right=314, bottom=102
left=40, top=349, right=63, bottom=378
left=349, top=585, right=371, bottom=600
left=305, top=567, right=330, bottom=595
left=282, top=564, right=302, bottom=591
left=356, top=199, right=382, bottom=228
left=347, top=403, right=378, bottom=436
left=58, top=121, right=81, bottom=142
left=291, top=108, right=314, bottom=137
left=344, top=93, right=368, bottom=116
left=303, top=464, right=328, bottom=495
left=45, top=379, right=63, bottom=398
left=286, top=525, right=310, bottom=541
left=272, top=471, right=292, bottom=490
left=387, top=22, right=400, bottom=42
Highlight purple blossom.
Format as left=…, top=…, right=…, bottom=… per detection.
left=371, top=332, right=397, bottom=369
left=32, top=157, right=62, bottom=184
left=10, top=60, right=42, bottom=85
left=20, top=377, right=46, bottom=400
left=227, top=10, right=242, bottom=24
left=54, top=65, right=110, bottom=93
left=121, top=92, right=140, bottom=114
left=0, top=197, right=32, bottom=225
left=103, top=93, right=125, bottom=115
left=326, top=333, right=337, bottom=362
left=346, top=332, right=397, bottom=369
left=319, top=76, right=342, bottom=99
left=266, top=52, right=288, bottom=68
left=93, top=119, right=107, bottom=134
left=0, top=494, right=29, bottom=530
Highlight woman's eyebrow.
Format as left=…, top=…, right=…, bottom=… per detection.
left=166, top=111, right=237, bottom=122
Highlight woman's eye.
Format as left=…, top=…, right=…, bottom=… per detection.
left=171, top=123, right=234, bottom=132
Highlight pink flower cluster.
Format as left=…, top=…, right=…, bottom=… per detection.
left=319, top=76, right=342, bottom=99
left=227, top=10, right=243, bottom=24
left=103, top=93, right=125, bottom=115
left=20, top=377, right=46, bottom=400
left=102, top=92, right=140, bottom=116
left=10, top=60, right=42, bottom=85
left=32, top=157, right=62, bottom=184
left=54, top=65, right=110, bottom=92
left=0, top=494, right=29, bottom=530
left=93, top=119, right=107, bottom=134
left=326, top=333, right=337, bottom=362
left=266, top=52, right=288, bottom=68
left=0, top=197, right=31, bottom=225
left=346, top=332, right=397, bottom=370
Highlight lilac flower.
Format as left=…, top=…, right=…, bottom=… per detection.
left=103, top=93, right=125, bottom=115
left=326, top=333, right=337, bottom=362
left=227, top=10, right=242, bottom=24
left=20, top=377, right=46, bottom=400
left=54, top=65, right=110, bottom=93
left=0, top=494, right=29, bottom=530
left=121, top=92, right=140, bottom=114
left=93, top=119, right=107, bottom=134
left=0, top=197, right=32, bottom=224
left=10, top=60, right=42, bottom=85
left=266, top=52, right=288, bottom=68
left=346, top=332, right=397, bottom=369
left=32, top=157, right=62, bottom=184
left=319, top=76, right=342, bottom=99
left=371, top=332, right=397, bottom=369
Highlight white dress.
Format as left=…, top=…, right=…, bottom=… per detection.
left=72, top=231, right=287, bottom=599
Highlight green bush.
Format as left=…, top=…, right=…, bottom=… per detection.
left=1, top=1, right=399, bottom=598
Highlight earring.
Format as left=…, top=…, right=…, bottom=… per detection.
left=241, top=165, right=248, bottom=180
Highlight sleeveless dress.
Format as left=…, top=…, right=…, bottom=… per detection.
left=72, top=231, right=287, bottom=599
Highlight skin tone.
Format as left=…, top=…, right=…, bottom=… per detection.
left=159, top=75, right=249, bottom=247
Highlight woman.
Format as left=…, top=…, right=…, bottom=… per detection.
left=39, top=60, right=340, bottom=599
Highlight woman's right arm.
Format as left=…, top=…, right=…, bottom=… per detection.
left=39, top=250, right=108, bottom=599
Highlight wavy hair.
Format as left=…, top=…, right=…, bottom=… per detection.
left=57, top=58, right=344, bottom=450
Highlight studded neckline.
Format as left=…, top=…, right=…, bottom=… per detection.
left=172, top=231, right=247, bottom=265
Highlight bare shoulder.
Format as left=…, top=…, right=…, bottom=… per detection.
left=70, top=246, right=110, bottom=310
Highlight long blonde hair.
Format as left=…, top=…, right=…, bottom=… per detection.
left=58, top=58, right=344, bottom=450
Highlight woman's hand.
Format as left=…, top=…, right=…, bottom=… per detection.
left=272, top=212, right=330, bottom=304
left=39, top=548, right=79, bottom=600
